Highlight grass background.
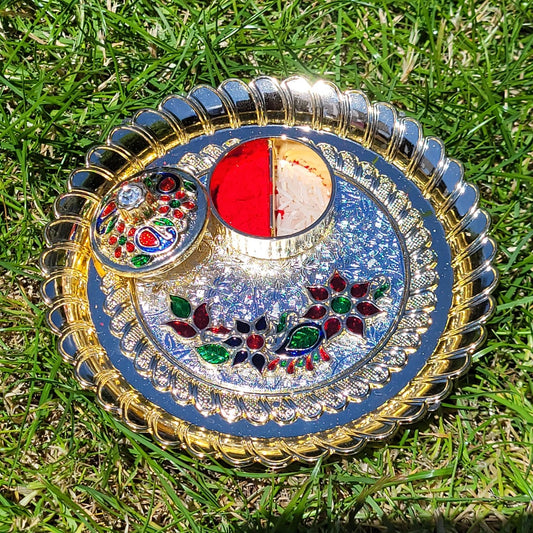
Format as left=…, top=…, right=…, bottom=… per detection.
left=1, top=0, right=532, bottom=531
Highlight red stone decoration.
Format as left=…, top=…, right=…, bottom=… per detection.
left=351, top=282, right=369, bottom=298
left=246, top=334, right=264, bottom=350
left=329, top=270, right=347, bottom=292
left=101, top=201, right=116, bottom=218
left=324, top=317, right=342, bottom=339
left=193, top=303, right=210, bottom=330
left=307, top=286, right=329, bottom=301
left=304, top=305, right=327, bottom=319
left=166, top=321, right=197, bottom=338
left=158, top=176, right=176, bottom=192
left=138, top=229, right=158, bottom=248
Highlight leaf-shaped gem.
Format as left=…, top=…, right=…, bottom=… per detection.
left=170, top=295, right=191, bottom=318
left=196, top=344, right=229, bottom=364
left=101, top=201, right=116, bottom=218
left=193, top=303, right=209, bottom=329
left=276, top=324, right=323, bottom=356
left=183, top=180, right=197, bottom=192
left=104, top=216, right=118, bottom=234
left=329, top=271, right=347, bottom=292
left=356, top=301, right=382, bottom=316
left=224, top=336, right=243, bottom=347
left=346, top=316, right=364, bottom=336
left=208, top=325, right=231, bottom=335
left=323, top=317, right=342, bottom=340
left=236, top=320, right=250, bottom=334
left=153, top=217, right=174, bottom=226
left=374, top=281, right=390, bottom=300
left=307, top=286, right=329, bottom=301
left=232, top=350, right=248, bottom=365
left=166, top=321, right=196, bottom=338
left=319, top=347, right=330, bottom=361
left=287, top=360, right=296, bottom=374
left=286, top=325, right=321, bottom=351
left=131, top=254, right=151, bottom=267
left=251, top=353, right=266, bottom=373
left=303, top=305, right=327, bottom=319
left=267, top=358, right=280, bottom=371
left=276, top=312, right=288, bottom=333
left=255, top=316, right=267, bottom=331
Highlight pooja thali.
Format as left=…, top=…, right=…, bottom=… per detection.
left=40, top=76, right=497, bottom=467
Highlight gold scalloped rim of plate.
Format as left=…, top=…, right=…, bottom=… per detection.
left=40, top=76, right=498, bottom=468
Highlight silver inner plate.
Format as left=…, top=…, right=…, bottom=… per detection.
left=135, top=176, right=406, bottom=394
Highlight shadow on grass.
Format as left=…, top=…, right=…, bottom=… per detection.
left=233, top=512, right=533, bottom=533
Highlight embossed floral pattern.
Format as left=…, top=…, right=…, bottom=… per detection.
left=163, top=270, right=391, bottom=377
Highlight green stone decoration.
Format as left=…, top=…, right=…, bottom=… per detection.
left=170, top=295, right=191, bottom=319
left=170, top=200, right=181, bottom=208
left=287, top=326, right=320, bottom=350
left=196, top=344, right=230, bottom=365
left=183, top=180, right=196, bottom=192
left=164, top=272, right=390, bottom=377
left=143, top=176, right=152, bottom=188
left=374, top=282, right=390, bottom=299
left=105, top=217, right=117, bottom=234
left=131, top=254, right=151, bottom=267
left=276, top=312, right=288, bottom=333
left=153, top=217, right=173, bottom=226
left=331, top=296, right=351, bottom=314
left=118, top=235, right=127, bottom=245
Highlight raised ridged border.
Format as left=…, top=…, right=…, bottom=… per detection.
left=40, top=76, right=497, bottom=467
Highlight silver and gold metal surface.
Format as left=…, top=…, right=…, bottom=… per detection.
left=40, top=76, right=497, bottom=467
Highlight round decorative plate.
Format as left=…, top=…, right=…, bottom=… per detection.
left=40, top=76, right=497, bottom=467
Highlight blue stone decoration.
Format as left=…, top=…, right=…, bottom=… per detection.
left=95, top=204, right=117, bottom=235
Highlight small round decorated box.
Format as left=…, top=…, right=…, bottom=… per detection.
left=41, top=77, right=497, bottom=467
left=90, top=168, right=208, bottom=276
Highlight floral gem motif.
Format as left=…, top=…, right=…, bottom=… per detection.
left=305, top=270, right=388, bottom=342
left=162, top=271, right=391, bottom=377
left=93, top=170, right=198, bottom=268
left=165, top=296, right=212, bottom=340
left=223, top=316, right=270, bottom=373
left=164, top=295, right=271, bottom=372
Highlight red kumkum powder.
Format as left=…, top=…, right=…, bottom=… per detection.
left=209, top=139, right=272, bottom=237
